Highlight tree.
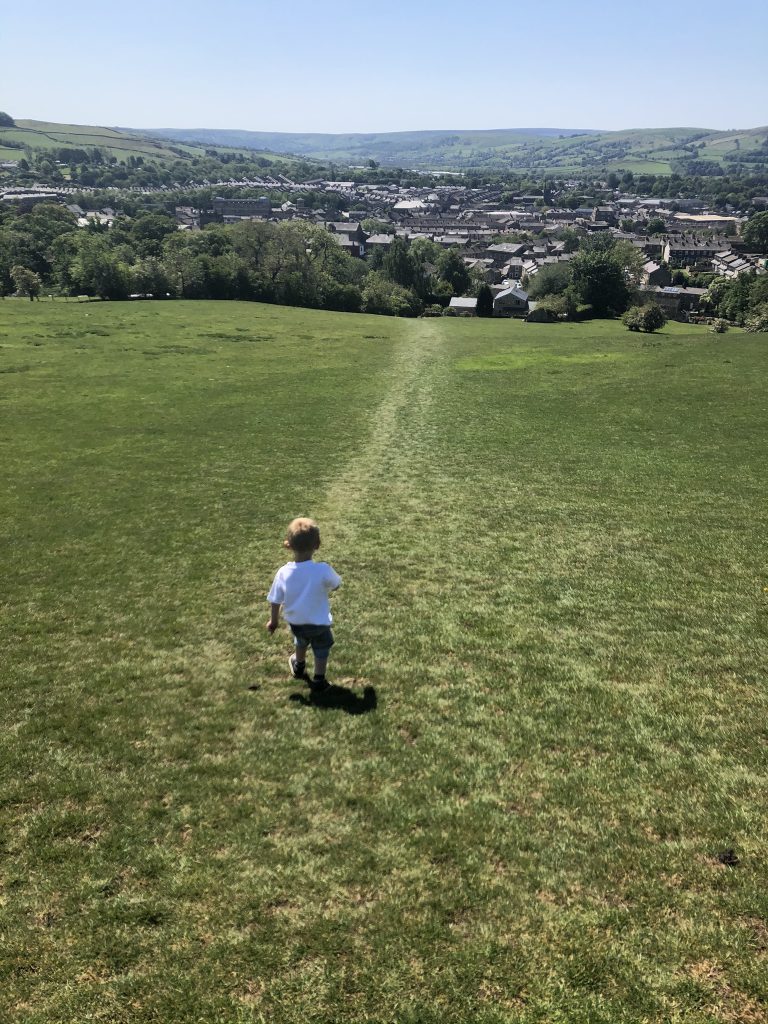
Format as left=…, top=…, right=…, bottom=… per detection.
left=570, top=236, right=643, bottom=316
left=744, top=304, right=768, bottom=333
left=742, top=211, right=768, bottom=253
left=437, top=248, right=471, bottom=295
left=526, top=262, right=572, bottom=299
left=11, top=265, right=41, bottom=300
left=131, top=257, right=173, bottom=298
left=557, top=228, right=582, bottom=253
left=127, top=212, right=178, bottom=258
left=361, top=218, right=394, bottom=236
left=64, top=234, right=131, bottom=299
left=429, top=278, right=454, bottom=307
left=0, top=111, right=15, bottom=127
left=476, top=284, right=494, bottom=317
left=361, top=272, right=422, bottom=317
left=646, top=217, right=667, bottom=235
left=382, top=237, right=420, bottom=289
left=703, top=272, right=766, bottom=325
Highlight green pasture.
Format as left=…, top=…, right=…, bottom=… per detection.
left=2, top=301, right=767, bottom=1023
left=1, top=122, right=220, bottom=165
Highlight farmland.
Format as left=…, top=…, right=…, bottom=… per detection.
left=2, top=300, right=767, bottom=1023
left=4, top=118, right=767, bottom=176
left=142, top=124, right=768, bottom=174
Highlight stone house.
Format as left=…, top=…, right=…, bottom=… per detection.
left=712, top=250, right=766, bottom=278
left=642, top=260, right=672, bottom=287
left=325, top=221, right=367, bottom=257
left=449, top=297, right=478, bottom=315
left=638, top=285, right=707, bottom=318
left=365, top=233, right=395, bottom=253
left=493, top=287, right=529, bottom=317
left=484, top=242, right=528, bottom=267
left=662, top=236, right=727, bottom=268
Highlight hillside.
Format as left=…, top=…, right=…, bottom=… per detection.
left=0, top=119, right=320, bottom=175
left=140, top=124, right=768, bottom=174
left=3, top=300, right=767, bottom=1020
left=3, top=118, right=767, bottom=177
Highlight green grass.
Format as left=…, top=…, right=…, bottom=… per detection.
left=2, top=301, right=767, bottom=1023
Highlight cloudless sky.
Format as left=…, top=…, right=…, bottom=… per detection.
left=4, top=0, right=767, bottom=133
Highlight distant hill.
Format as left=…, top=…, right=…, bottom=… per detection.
left=0, top=119, right=317, bottom=173
left=138, top=125, right=768, bottom=174
left=3, top=118, right=767, bottom=177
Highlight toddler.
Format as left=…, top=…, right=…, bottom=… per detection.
left=267, top=517, right=341, bottom=692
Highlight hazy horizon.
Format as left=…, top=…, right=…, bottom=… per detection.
left=14, top=120, right=768, bottom=138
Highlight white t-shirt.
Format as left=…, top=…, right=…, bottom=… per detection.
left=267, top=560, right=342, bottom=625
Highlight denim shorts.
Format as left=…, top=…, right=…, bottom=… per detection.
left=289, top=623, right=335, bottom=659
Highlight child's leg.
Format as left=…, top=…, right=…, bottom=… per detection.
left=307, top=628, right=333, bottom=691
left=289, top=636, right=310, bottom=679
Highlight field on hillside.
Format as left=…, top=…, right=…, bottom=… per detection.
left=141, top=124, right=768, bottom=173
left=0, top=120, right=305, bottom=171
left=2, top=301, right=767, bottom=1023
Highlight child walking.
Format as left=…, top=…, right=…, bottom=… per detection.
left=267, top=517, right=342, bottom=693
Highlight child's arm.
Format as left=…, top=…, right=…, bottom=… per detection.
left=325, top=565, right=342, bottom=592
left=266, top=602, right=281, bottom=633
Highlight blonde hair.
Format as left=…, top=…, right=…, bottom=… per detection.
left=283, top=517, right=321, bottom=555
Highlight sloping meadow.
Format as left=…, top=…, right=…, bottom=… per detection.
left=2, top=301, right=767, bottom=1023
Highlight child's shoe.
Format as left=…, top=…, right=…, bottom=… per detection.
left=309, top=674, right=330, bottom=694
left=289, top=655, right=308, bottom=680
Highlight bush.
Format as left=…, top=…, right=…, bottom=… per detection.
left=744, top=304, right=768, bottom=333
left=622, top=306, right=644, bottom=331
left=623, top=303, right=667, bottom=333
left=709, top=319, right=729, bottom=334
left=323, top=281, right=363, bottom=313
left=525, top=306, right=558, bottom=323
left=640, top=303, right=667, bottom=333
left=535, top=292, right=581, bottom=319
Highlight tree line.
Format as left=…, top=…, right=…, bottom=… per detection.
left=0, top=204, right=484, bottom=316
left=4, top=201, right=767, bottom=325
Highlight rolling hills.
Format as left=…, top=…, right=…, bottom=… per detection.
left=140, top=123, right=768, bottom=173
left=2, top=116, right=767, bottom=177
left=0, top=119, right=315, bottom=174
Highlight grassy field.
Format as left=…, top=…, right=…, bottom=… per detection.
left=2, top=300, right=767, bottom=1023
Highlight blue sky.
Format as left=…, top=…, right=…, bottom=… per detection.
left=4, top=0, right=767, bottom=133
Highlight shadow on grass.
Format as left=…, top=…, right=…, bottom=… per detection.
left=290, top=683, right=377, bottom=715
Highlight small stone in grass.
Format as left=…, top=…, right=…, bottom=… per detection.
left=717, top=848, right=739, bottom=867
